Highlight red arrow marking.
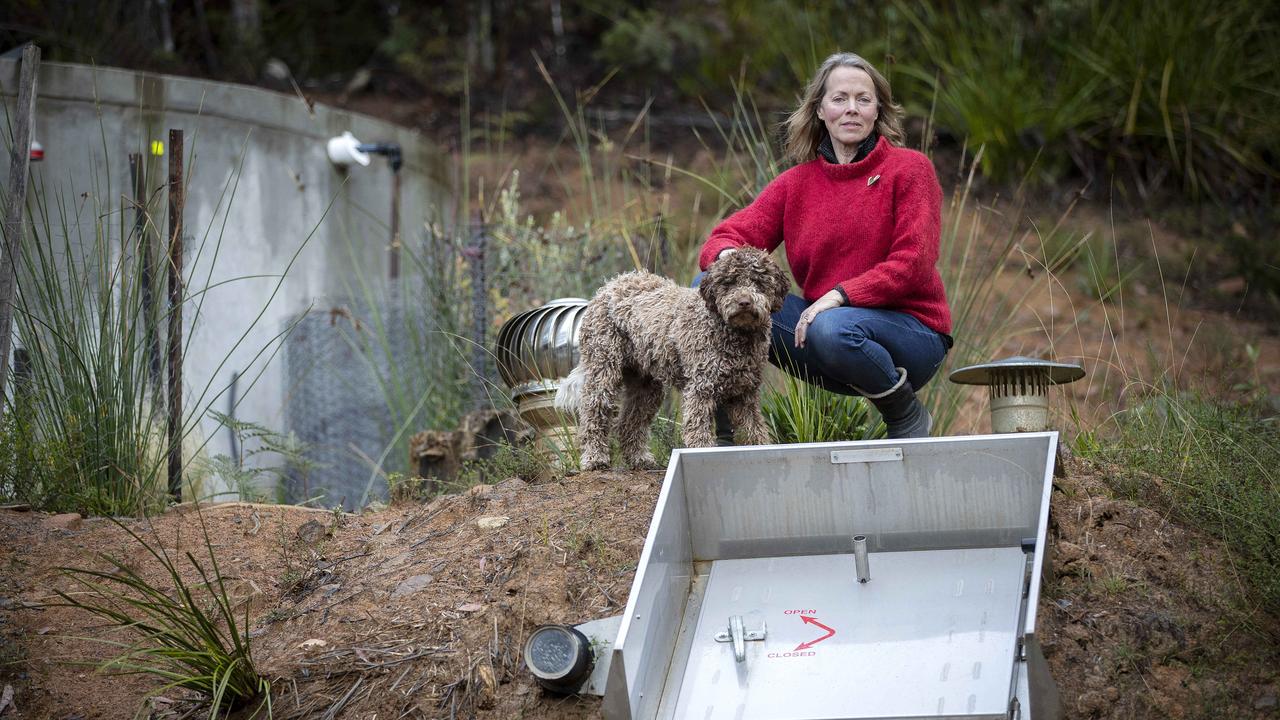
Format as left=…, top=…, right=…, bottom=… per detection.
left=794, top=615, right=836, bottom=651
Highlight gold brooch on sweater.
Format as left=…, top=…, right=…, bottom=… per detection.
left=867, top=174, right=881, bottom=187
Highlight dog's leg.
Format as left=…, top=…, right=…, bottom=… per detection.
left=680, top=386, right=718, bottom=448
left=617, top=374, right=663, bottom=469
left=577, top=362, right=622, bottom=472
left=726, top=392, right=771, bottom=446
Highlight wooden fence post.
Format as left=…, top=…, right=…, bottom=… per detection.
left=167, top=129, right=185, bottom=501
left=0, top=43, right=40, bottom=414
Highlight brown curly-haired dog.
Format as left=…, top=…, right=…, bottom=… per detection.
left=556, top=247, right=790, bottom=471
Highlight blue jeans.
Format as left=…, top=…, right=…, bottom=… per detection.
left=693, top=272, right=949, bottom=395
left=769, top=293, right=949, bottom=395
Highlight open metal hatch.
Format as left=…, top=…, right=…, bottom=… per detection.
left=603, top=433, right=1059, bottom=720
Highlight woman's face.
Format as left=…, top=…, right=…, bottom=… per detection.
left=818, top=66, right=879, bottom=149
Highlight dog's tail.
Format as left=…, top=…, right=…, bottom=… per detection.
left=554, top=364, right=586, bottom=414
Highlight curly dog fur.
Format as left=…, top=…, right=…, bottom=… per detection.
left=556, top=247, right=789, bottom=471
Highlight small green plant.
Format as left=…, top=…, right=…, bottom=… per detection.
left=198, top=411, right=317, bottom=504
left=386, top=472, right=430, bottom=505
left=762, top=368, right=884, bottom=444
left=51, top=513, right=271, bottom=716
left=451, top=442, right=564, bottom=490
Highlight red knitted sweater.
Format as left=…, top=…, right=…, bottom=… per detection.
left=698, top=137, right=952, bottom=335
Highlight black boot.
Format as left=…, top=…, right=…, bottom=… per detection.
left=714, top=405, right=735, bottom=446
left=867, top=367, right=932, bottom=439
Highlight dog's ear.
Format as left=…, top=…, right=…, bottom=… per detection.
left=766, top=258, right=790, bottom=314
left=699, top=266, right=722, bottom=318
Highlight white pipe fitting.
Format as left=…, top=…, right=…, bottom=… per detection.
left=326, top=131, right=370, bottom=167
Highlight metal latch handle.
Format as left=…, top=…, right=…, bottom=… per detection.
left=714, top=615, right=767, bottom=663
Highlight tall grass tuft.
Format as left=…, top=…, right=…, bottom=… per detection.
left=763, top=369, right=883, bottom=444
left=2, top=132, right=320, bottom=515
left=51, top=513, right=271, bottom=716
left=1091, top=390, right=1280, bottom=624
left=2, top=170, right=170, bottom=515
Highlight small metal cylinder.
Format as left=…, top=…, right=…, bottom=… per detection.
left=853, top=535, right=870, bottom=583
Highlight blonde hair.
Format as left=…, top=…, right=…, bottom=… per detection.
left=782, top=52, right=905, bottom=165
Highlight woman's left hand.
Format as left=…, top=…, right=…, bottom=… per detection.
left=794, top=290, right=844, bottom=348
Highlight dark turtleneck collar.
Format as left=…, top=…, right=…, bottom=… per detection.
left=818, top=131, right=879, bottom=164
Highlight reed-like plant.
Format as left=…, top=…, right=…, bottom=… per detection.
left=51, top=512, right=271, bottom=716
left=2, top=130, right=322, bottom=515
left=3, top=167, right=171, bottom=515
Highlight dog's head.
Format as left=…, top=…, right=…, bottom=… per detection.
left=699, top=247, right=790, bottom=331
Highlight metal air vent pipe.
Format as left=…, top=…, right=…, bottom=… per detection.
left=949, top=356, right=1085, bottom=433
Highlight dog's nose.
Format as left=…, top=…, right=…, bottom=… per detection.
left=737, top=299, right=751, bottom=308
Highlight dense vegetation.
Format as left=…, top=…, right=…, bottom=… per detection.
left=8, top=0, right=1278, bottom=299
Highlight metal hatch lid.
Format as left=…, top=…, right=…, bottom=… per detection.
left=669, top=548, right=1028, bottom=720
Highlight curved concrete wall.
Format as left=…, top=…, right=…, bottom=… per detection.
left=1, top=58, right=454, bottom=499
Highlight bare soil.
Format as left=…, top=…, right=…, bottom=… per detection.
left=1, top=457, right=1277, bottom=719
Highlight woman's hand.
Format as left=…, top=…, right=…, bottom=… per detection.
left=794, top=289, right=844, bottom=348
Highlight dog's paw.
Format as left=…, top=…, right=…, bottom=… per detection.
left=627, top=451, right=659, bottom=471
left=580, top=453, right=611, bottom=472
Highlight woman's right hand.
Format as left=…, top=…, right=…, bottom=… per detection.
left=794, top=290, right=844, bottom=348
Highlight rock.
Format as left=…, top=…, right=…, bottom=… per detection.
left=1055, top=540, right=1085, bottom=566
left=391, top=574, right=434, bottom=599
left=43, top=513, right=82, bottom=531
left=296, top=519, right=326, bottom=544
left=495, top=477, right=528, bottom=492
left=476, top=516, right=509, bottom=530
left=297, top=638, right=327, bottom=650
left=1255, top=690, right=1278, bottom=710
left=457, top=602, right=484, bottom=612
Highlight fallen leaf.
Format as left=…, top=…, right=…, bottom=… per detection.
left=457, top=602, right=484, bottom=612
left=391, top=574, right=434, bottom=599
left=297, top=638, right=328, bottom=650
left=0, top=684, right=13, bottom=715
left=35, top=626, right=55, bottom=635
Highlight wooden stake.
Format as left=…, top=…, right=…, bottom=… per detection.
left=167, top=129, right=185, bottom=500
left=0, top=43, right=40, bottom=414
left=389, top=169, right=401, bottom=280
left=129, top=153, right=163, bottom=389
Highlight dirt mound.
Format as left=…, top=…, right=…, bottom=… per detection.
left=1, top=461, right=1277, bottom=719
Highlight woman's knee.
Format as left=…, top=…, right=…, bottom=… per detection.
left=806, top=314, right=870, bottom=362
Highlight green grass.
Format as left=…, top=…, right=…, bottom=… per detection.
left=1088, top=391, right=1280, bottom=623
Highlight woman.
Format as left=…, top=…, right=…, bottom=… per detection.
left=698, top=51, right=952, bottom=439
